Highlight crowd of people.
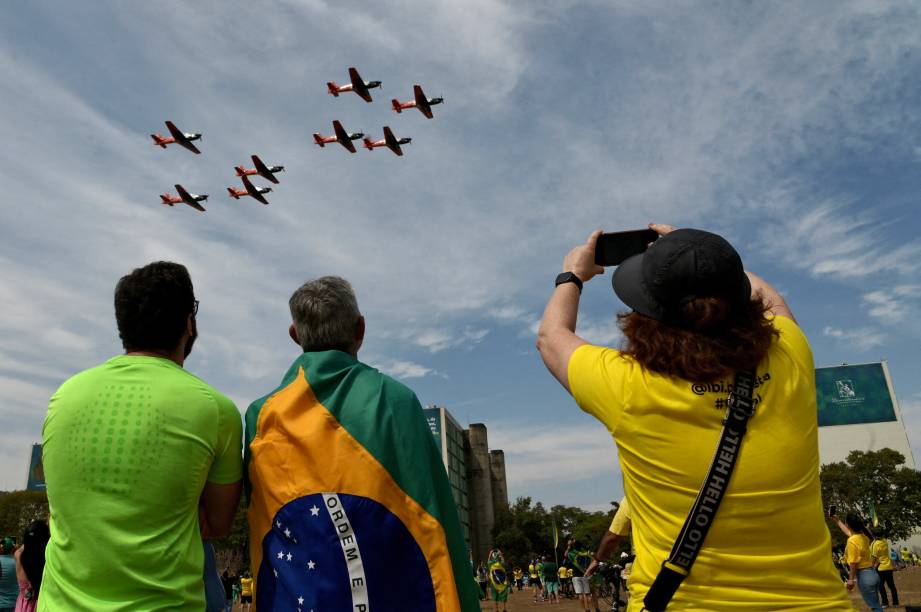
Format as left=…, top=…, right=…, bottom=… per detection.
left=9, top=223, right=916, bottom=610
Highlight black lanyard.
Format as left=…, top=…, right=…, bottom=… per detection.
left=643, top=368, right=756, bottom=612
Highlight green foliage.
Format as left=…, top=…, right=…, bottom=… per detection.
left=491, top=496, right=616, bottom=569
left=0, top=491, right=49, bottom=540
left=211, top=503, right=249, bottom=573
left=820, top=448, right=921, bottom=546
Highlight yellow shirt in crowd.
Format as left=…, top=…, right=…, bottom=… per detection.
left=845, top=534, right=873, bottom=570
left=872, top=538, right=893, bottom=571
left=569, top=316, right=851, bottom=610
left=240, top=577, right=253, bottom=597
left=558, top=566, right=567, bottom=580
left=528, top=564, right=537, bottom=579
left=610, top=497, right=632, bottom=536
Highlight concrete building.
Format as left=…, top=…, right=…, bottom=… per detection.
left=423, top=406, right=508, bottom=564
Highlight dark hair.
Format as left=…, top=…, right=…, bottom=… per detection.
left=114, top=262, right=195, bottom=352
left=22, top=520, right=49, bottom=597
left=846, top=513, right=872, bottom=538
left=618, top=295, right=778, bottom=383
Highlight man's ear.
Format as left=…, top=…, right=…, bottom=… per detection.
left=353, top=316, right=366, bottom=354
left=289, top=323, right=301, bottom=347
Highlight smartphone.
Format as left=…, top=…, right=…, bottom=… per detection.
left=594, top=229, right=659, bottom=266
left=828, top=505, right=837, bottom=517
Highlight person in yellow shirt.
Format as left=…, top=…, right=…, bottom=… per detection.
left=834, top=514, right=882, bottom=612
left=239, top=571, right=254, bottom=612
left=537, top=225, right=852, bottom=610
left=871, top=533, right=898, bottom=607
left=513, top=567, right=523, bottom=591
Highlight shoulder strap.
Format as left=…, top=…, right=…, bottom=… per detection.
left=643, top=368, right=756, bottom=612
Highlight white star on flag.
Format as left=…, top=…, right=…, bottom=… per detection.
left=276, top=520, right=282, bottom=528
left=286, top=552, right=293, bottom=562
left=284, top=528, right=292, bottom=538
left=310, top=505, right=320, bottom=516
left=277, top=551, right=284, bottom=560
left=273, top=568, right=278, bottom=577
left=307, top=560, right=316, bottom=570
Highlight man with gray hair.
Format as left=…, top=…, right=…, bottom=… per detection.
left=244, top=277, right=480, bottom=612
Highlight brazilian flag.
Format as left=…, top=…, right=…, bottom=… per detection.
left=488, top=561, right=508, bottom=594
left=245, top=351, right=481, bottom=611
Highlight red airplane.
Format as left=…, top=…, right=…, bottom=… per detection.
left=160, top=184, right=208, bottom=212
left=235, top=155, right=285, bottom=184
left=313, top=120, right=364, bottom=153
left=227, top=175, right=271, bottom=205
left=151, top=121, right=202, bottom=154
left=327, top=67, right=381, bottom=103
left=363, top=126, right=411, bottom=156
left=391, top=85, right=443, bottom=119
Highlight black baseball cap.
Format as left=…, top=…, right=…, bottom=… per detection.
left=612, top=228, right=751, bottom=321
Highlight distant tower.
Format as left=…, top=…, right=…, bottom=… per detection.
left=489, top=450, right=508, bottom=510
left=466, top=423, right=494, bottom=564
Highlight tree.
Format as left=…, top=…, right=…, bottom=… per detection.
left=820, top=448, right=921, bottom=545
left=0, top=491, right=49, bottom=540
left=491, top=496, right=616, bottom=569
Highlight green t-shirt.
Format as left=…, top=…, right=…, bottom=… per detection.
left=40, top=356, right=242, bottom=611
left=542, top=561, right=559, bottom=582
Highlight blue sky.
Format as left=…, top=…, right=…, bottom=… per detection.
left=2, top=1, right=920, bottom=510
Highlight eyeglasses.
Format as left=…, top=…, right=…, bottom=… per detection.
left=192, top=300, right=200, bottom=315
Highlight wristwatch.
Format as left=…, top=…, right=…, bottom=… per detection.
left=555, top=272, right=583, bottom=293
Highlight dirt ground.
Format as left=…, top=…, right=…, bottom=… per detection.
left=471, top=566, right=921, bottom=611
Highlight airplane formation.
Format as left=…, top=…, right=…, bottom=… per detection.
left=154, top=67, right=442, bottom=211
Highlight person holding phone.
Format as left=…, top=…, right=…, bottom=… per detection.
left=832, top=513, right=882, bottom=611
left=537, top=224, right=851, bottom=609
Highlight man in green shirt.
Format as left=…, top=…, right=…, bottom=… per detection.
left=541, top=556, right=560, bottom=603
left=40, top=262, right=243, bottom=611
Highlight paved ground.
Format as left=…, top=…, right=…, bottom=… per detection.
left=472, top=566, right=921, bottom=611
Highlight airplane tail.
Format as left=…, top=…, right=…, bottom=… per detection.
left=151, top=134, right=168, bottom=148
left=160, top=194, right=173, bottom=205
left=363, top=138, right=375, bottom=151
left=227, top=188, right=240, bottom=199
left=327, top=82, right=340, bottom=97
left=234, top=165, right=246, bottom=177
left=313, top=133, right=325, bottom=147
left=391, top=99, right=403, bottom=113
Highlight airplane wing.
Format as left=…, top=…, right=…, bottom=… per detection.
left=166, top=121, right=201, bottom=154
left=178, top=139, right=201, bottom=154
left=251, top=191, right=269, bottom=205
left=242, top=175, right=258, bottom=196
left=350, top=67, right=373, bottom=103
left=383, top=127, right=403, bottom=156
left=174, top=185, right=206, bottom=211
left=165, top=121, right=184, bottom=140
left=414, top=85, right=433, bottom=118
left=252, top=155, right=278, bottom=184
left=175, top=184, right=193, bottom=201
left=333, top=121, right=357, bottom=153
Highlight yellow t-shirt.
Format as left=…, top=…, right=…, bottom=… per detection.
left=514, top=569, right=523, bottom=580
left=610, top=497, right=632, bottom=536
left=567, top=568, right=574, bottom=578
left=845, top=534, right=873, bottom=570
left=872, top=539, right=893, bottom=571
left=529, top=564, right=538, bottom=579
left=568, top=315, right=850, bottom=610
left=558, top=566, right=568, bottom=579
left=240, top=577, right=254, bottom=596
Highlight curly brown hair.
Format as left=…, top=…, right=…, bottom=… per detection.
left=618, top=295, right=778, bottom=383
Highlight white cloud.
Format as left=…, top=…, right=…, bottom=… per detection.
left=376, top=359, right=434, bottom=380
left=863, top=285, right=921, bottom=324
left=822, top=326, right=886, bottom=351
left=488, top=422, right=619, bottom=487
